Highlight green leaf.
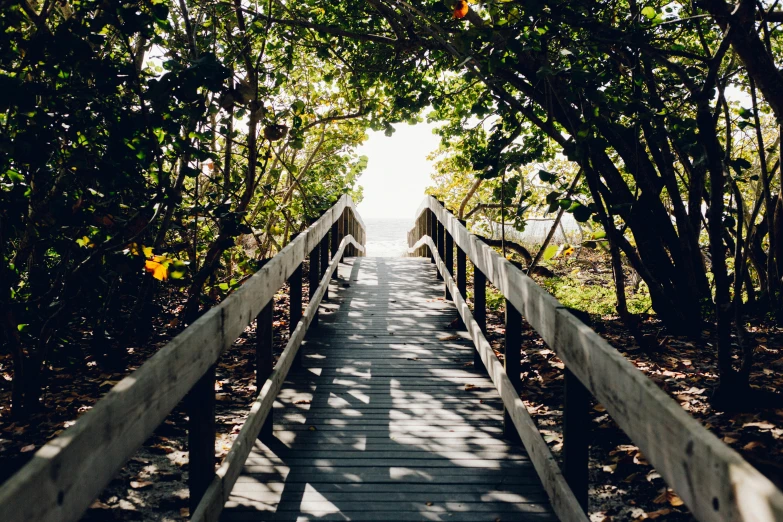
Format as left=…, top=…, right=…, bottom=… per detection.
left=219, top=282, right=229, bottom=291
left=291, top=100, right=306, bottom=114
left=570, top=203, right=593, bottom=222
left=641, top=6, right=656, bottom=19
left=5, top=169, right=24, bottom=183
left=538, top=170, right=557, bottom=183
left=542, top=245, right=559, bottom=261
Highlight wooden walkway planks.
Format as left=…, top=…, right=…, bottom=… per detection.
left=222, top=257, right=556, bottom=522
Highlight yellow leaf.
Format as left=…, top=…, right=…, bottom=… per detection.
left=76, top=236, right=95, bottom=248
left=654, top=488, right=684, bottom=507
left=145, top=260, right=168, bottom=281
left=453, top=0, right=469, bottom=18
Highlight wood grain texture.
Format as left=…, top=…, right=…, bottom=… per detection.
left=220, top=257, right=554, bottom=522
left=410, top=236, right=588, bottom=522
left=0, top=196, right=364, bottom=522
left=191, top=236, right=362, bottom=522
left=410, top=197, right=783, bottom=522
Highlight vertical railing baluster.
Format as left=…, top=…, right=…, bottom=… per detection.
left=564, top=367, right=590, bottom=512
left=331, top=219, right=339, bottom=279
left=444, top=226, right=453, bottom=300
left=428, top=209, right=435, bottom=265
left=289, top=261, right=303, bottom=366
left=504, top=300, right=522, bottom=441
left=309, top=237, right=320, bottom=327
left=338, top=209, right=346, bottom=263
left=320, top=229, right=329, bottom=299
left=436, top=206, right=444, bottom=281
left=473, top=266, right=486, bottom=369
left=256, top=296, right=274, bottom=439
left=188, top=364, right=216, bottom=512
left=457, top=219, right=467, bottom=327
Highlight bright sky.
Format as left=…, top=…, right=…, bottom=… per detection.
left=355, top=122, right=442, bottom=219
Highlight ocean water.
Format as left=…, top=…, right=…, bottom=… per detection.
left=363, top=218, right=413, bottom=257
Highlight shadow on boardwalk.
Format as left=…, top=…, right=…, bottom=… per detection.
left=221, top=258, right=556, bottom=522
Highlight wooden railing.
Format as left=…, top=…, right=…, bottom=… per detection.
left=408, top=195, right=783, bottom=522
left=0, top=195, right=365, bottom=522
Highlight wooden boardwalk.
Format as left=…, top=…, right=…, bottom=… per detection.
left=222, top=257, right=556, bottom=522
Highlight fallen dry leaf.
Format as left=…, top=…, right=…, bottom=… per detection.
left=653, top=488, right=684, bottom=507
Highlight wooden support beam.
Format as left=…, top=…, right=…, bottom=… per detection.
left=308, top=243, right=320, bottom=327
left=444, top=227, right=454, bottom=300
left=188, top=365, right=216, bottom=512
left=331, top=221, right=339, bottom=279
left=436, top=214, right=444, bottom=281
left=289, top=263, right=303, bottom=366
left=504, top=299, right=522, bottom=441
left=338, top=210, right=346, bottom=263
left=255, top=300, right=274, bottom=440
left=473, top=266, right=486, bottom=335
left=457, top=220, right=467, bottom=298
left=346, top=211, right=352, bottom=257
left=564, top=368, right=590, bottom=513
left=457, top=219, right=467, bottom=328
left=428, top=210, right=435, bottom=264
left=320, top=231, right=329, bottom=299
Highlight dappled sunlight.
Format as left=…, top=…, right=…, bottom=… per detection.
left=223, top=256, right=549, bottom=521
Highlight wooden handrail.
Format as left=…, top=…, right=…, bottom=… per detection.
left=0, top=195, right=365, bottom=522
left=407, top=196, right=783, bottom=522
left=409, top=234, right=589, bottom=522
left=191, top=234, right=364, bottom=522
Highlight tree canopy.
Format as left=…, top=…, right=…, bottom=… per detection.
left=2, top=0, right=783, bottom=414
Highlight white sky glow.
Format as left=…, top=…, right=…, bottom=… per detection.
left=355, top=122, right=441, bottom=219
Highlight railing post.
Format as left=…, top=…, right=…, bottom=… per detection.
left=564, top=367, right=590, bottom=512
left=338, top=209, right=346, bottom=263
left=473, top=266, right=486, bottom=369
left=188, top=364, right=215, bottom=512
left=504, top=300, right=522, bottom=441
left=343, top=209, right=351, bottom=257
left=289, top=261, right=303, bottom=366
left=436, top=206, right=444, bottom=281
left=444, top=226, right=453, bottom=300
left=309, top=236, right=320, bottom=327
left=320, top=230, right=329, bottom=299
left=420, top=214, right=426, bottom=257
left=331, top=219, right=339, bottom=279
left=457, top=219, right=467, bottom=297
left=428, top=209, right=435, bottom=264
left=457, top=219, right=467, bottom=326
left=256, top=297, right=274, bottom=439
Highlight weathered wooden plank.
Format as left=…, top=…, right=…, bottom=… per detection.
left=228, top=482, right=545, bottom=494
left=223, top=511, right=558, bottom=522
left=190, top=236, right=362, bottom=522
left=409, top=235, right=588, bottom=522
left=222, top=257, right=553, bottom=522
left=224, top=490, right=546, bottom=503
left=225, top=500, right=552, bottom=513
left=411, top=198, right=783, bottom=522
